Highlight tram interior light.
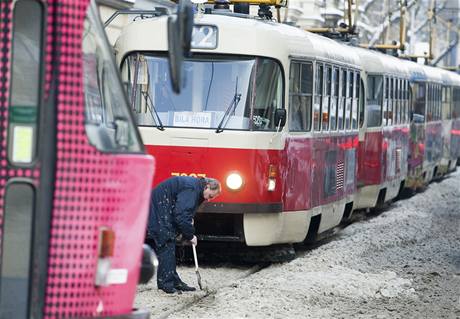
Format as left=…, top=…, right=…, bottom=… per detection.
left=226, top=172, right=243, bottom=190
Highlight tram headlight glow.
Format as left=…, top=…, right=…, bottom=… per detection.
left=226, top=173, right=243, bottom=191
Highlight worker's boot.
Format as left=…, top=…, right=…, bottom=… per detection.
left=159, top=286, right=177, bottom=294
left=175, top=281, right=196, bottom=292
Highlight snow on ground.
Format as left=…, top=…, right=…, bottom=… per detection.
left=136, top=171, right=460, bottom=319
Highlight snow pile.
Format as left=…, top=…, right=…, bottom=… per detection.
left=137, top=172, right=460, bottom=319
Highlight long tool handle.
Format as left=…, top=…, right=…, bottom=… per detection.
left=192, top=244, right=199, bottom=271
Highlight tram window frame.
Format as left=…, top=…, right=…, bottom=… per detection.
left=330, top=67, right=339, bottom=131
left=7, top=0, right=44, bottom=166
left=404, top=79, right=410, bottom=124
left=383, top=77, right=388, bottom=126
left=388, top=78, right=394, bottom=126
left=366, top=74, right=383, bottom=128
left=442, top=86, right=451, bottom=120
left=398, top=79, right=404, bottom=124
left=351, top=71, right=358, bottom=129
left=433, top=85, right=437, bottom=120
left=83, top=2, right=143, bottom=153
left=345, top=69, right=352, bottom=130
left=453, top=87, right=460, bottom=118
left=413, top=82, right=426, bottom=123
left=322, top=65, right=332, bottom=131
left=313, top=63, right=324, bottom=131
left=398, top=79, right=402, bottom=123
left=288, top=61, right=312, bottom=132
left=394, top=78, right=398, bottom=124
left=437, top=85, right=440, bottom=120
left=437, top=85, right=442, bottom=120
left=251, top=57, right=285, bottom=131
left=397, top=79, right=401, bottom=124
left=337, top=68, right=345, bottom=130
left=427, top=84, right=432, bottom=122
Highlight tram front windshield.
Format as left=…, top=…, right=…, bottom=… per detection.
left=121, top=54, right=283, bottom=131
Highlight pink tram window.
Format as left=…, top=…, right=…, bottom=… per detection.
left=82, top=5, right=142, bottom=153
left=7, top=0, right=43, bottom=166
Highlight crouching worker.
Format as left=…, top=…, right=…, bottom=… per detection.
left=146, top=176, right=221, bottom=294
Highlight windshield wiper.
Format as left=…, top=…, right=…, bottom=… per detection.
left=141, top=91, right=165, bottom=131
left=216, top=78, right=241, bottom=133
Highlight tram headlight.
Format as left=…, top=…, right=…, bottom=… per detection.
left=226, top=172, right=243, bottom=191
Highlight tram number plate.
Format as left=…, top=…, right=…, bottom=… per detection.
left=191, top=25, right=217, bottom=49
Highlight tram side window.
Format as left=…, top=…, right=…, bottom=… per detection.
left=434, top=85, right=437, bottom=120
left=395, top=79, right=401, bottom=124
left=427, top=84, right=433, bottom=122
left=383, top=77, right=388, bottom=125
left=398, top=79, right=402, bottom=124
left=403, top=80, right=409, bottom=123
left=413, top=83, right=426, bottom=123
left=442, top=86, right=452, bottom=120
left=338, top=69, right=346, bottom=130
left=358, top=75, right=365, bottom=128
left=387, top=78, right=394, bottom=126
left=437, top=85, right=442, bottom=120
left=453, top=87, right=460, bottom=118
left=314, top=64, right=323, bottom=131
left=330, top=68, right=339, bottom=130
left=83, top=4, right=142, bottom=152
left=352, top=72, right=359, bottom=129
left=345, top=70, right=352, bottom=130
left=322, top=66, right=331, bottom=131
left=8, top=0, right=43, bottom=165
left=289, top=62, right=312, bottom=132
left=252, top=58, right=284, bottom=131
left=366, top=75, right=383, bottom=127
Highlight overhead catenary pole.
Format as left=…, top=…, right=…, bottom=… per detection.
left=428, top=0, right=435, bottom=60
left=360, top=0, right=407, bottom=51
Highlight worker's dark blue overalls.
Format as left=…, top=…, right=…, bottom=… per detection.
left=146, top=176, right=205, bottom=291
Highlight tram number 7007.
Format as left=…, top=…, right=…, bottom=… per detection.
left=171, top=172, right=207, bottom=178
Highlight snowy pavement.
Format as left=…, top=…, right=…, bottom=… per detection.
left=135, top=171, right=460, bottom=319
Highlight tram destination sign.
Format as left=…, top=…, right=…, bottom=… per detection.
left=191, top=25, right=218, bottom=49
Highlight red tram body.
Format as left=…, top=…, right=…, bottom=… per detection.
left=115, top=7, right=460, bottom=248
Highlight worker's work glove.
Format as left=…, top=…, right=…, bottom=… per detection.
left=188, top=235, right=198, bottom=246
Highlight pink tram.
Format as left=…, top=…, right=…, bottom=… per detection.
left=0, top=0, right=189, bottom=317
left=114, top=1, right=460, bottom=247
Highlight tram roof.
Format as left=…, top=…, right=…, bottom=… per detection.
left=115, top=14, right=360, bottom=68
left=350, top=46, right=410, bottom=78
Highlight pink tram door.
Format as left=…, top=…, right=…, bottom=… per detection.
left=0, top=0, right=162, bottom=318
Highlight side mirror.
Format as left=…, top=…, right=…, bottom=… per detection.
left=167, top=0, right=194, bottom=94
left=275, top=109, right=287, bottom=128
left=138, top=244, right=158, bottom=284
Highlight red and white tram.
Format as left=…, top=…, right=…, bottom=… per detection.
left=405, top=63, right=444, bottom=189
left=353, top=48, right=410, bottom=209
left=116, top=11, right=362, bottom=246
left=438, top=69, right=460, bottom=175
left=114, top=2, right=460, bottom=247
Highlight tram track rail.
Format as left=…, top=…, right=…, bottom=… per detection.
left=152, top=263, right=269, bottom=319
